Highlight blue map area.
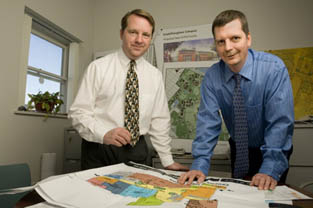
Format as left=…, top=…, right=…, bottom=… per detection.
left=102, top=180, right=156, bottom=198
left=121, top=185, right=157, bottom=198
left=102, top=181, right=130, bottom=194
left=106, top=174, right=124, bottom=179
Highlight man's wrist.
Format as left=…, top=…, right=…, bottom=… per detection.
left=160, top=155, right=174, bottom=168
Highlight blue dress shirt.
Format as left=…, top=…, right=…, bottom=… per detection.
left=191, top=49, right=294, bottom=181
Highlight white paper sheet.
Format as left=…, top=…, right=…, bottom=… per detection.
left=265, top=185, right=311, bottom=200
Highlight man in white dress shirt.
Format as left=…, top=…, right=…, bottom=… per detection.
left=69, top=9, right=188, bottom=171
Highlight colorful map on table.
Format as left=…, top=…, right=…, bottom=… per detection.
left=87, top=171, right=224, bottom=207
left=35, top=163, right=311, bottom=208
left=268, top=47, right=313, bottom=120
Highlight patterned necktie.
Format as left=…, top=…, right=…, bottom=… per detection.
left=233, top=74, right=249, bottom=178
left=124, top=60, right=140, bottom=147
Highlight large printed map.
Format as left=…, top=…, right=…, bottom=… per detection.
left=268, top=47, right=313, bottom=120
left=35, top=163, right=310, bottom=208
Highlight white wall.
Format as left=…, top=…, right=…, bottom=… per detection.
left=0, top=0, right=94, bottom=183
left=1, top=0, right=312, bottom=184
left=93, top=0, right=313, bottom=52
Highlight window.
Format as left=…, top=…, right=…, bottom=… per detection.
left=18, top=7, right=82, bottom=115
left=25, top=30, right=68, bottom=112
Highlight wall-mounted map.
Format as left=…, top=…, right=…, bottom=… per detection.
left=268, top=47, right=313, bottom=120
left=166, top=67, right=229, bottom=141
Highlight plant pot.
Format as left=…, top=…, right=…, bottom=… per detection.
left=35, top=102, right=55, bottom=113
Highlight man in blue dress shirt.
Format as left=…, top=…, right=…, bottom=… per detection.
left=178, top=10, right=294, bottom=190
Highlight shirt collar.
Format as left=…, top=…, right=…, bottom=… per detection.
left=118, top=48, right=144, bottom=70
left=224, top=49, right=254, bottom=83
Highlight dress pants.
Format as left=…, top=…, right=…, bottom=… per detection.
left=229, top=138, right=293, bottom=183
left=81, top=135, right=148, bottom=170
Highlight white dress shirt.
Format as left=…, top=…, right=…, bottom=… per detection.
left=69, top=49, right=174, bottom=167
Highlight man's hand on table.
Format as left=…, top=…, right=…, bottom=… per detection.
left=177, top=170, right=278, bottom=190
left=177, top=170, right=206, bottom=185
left=250, top=173, right=277, bottom=190
left=164, top=162, right=189, bottom=172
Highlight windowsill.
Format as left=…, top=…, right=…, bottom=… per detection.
left=14, top=110, right=68, bottom=119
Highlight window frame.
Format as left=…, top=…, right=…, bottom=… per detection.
left=16, top=7, right=82, bottom=118
left=26, top=29, right=69, bottom=113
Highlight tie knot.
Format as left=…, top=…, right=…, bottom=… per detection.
left=234, top=74, right=242, bottom=86
left=130, top=60, right=136, bottom=68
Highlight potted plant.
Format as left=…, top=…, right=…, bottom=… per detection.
left=27, top=91, right=64, bottom=114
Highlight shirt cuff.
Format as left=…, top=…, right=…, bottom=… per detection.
left=93, top=127, right=107, bottom=144
left=159, top=154, right=174, bottom=168
left=259, top=162, right=285, bottom=181
left=190, top=158, right=210, bottom=175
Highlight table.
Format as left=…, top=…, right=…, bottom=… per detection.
left=15, top=191, right=44, bottom=208
left=288, top=185, right=313, bottom=207
left=152, top=153, right=232, bottom=177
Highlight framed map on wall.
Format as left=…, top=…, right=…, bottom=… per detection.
left=268, top=47, right=313, bottom=120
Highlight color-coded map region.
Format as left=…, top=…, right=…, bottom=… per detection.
left=186, top=199, right=218, bottom=208
left=87, top=171, right=223, bottom=207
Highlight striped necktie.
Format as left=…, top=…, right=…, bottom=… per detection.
left=233, top=74, right=249, bottom=178
left=124, top=60, right=140, bottom=147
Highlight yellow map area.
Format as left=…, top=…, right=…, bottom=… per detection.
left=267, top=47, right=313, bottom=120
left=155, top=185, right=217, bottom=202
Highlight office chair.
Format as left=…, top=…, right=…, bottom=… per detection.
left=299, top=181, right=313, bottom=194
left=0, top=163, right=31, bottom=208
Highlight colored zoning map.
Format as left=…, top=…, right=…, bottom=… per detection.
left=87, top=171, right=224, bottom=207
left=35, top=163, right=310, bottom=207
left=165, top=67, right=229, bottom=141
left=267, top=47, right=313, bottom=120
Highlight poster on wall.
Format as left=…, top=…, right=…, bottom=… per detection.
left=154, top=24, right=229, bottom=152
left=154, top=24, right=218, bottom=73
left=267, top=47, right=313, bottom=120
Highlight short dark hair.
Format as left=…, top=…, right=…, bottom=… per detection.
left=212, top=10, right=249, bottom=37
left=121, top=9, right=155, bottom=35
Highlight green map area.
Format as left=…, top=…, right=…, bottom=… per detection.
left=268, top=47, right=313, bottom=120
left=166, top=68, right=229, bottom=141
